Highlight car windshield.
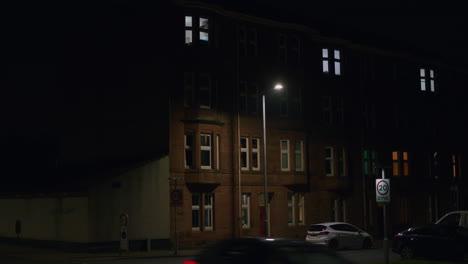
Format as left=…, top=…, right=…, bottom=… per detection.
left=309, top=225, right=327, bottom=232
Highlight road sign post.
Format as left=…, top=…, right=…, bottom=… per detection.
left=376, top=169, right=390, bottom=264
left=120, top=213, right=129, bottom=254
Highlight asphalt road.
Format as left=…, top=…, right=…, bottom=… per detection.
left=3, top=246, right=400, bottom=264
left=77, top=248, right=400, bottom=264
left=337, top=247, right=400, bottom=264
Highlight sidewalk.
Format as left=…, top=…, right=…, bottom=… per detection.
left=1, top=241, right=201, bottom=262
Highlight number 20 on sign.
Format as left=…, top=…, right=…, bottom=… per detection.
left=376, top=179, right=390, bottom=202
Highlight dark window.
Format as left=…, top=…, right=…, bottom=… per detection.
left=438, top=213, right=461, bottom=227
left=308, top=225, right=327, bottom=232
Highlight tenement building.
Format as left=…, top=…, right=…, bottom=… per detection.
left=168, top=0, right=468, bottom=246
left=2, top=0, right=467, bottom=249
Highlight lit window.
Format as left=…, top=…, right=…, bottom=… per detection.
left=322, top=49, right=329, bottom=73
left=430, top=70, right=435, bottom=92
left=184, top=133, right=194, bottom=168
left=192, top=193, right=200, bottom=230
left=200, top=17, right=209, bottom=42
left=201, top=134, right=212, bottom=169
left=184, top=16, right=209, bottom=45
left=420, top=69, right=426, bottom=91
left=240, top=137, right=249, bottom=170
left=288, top=193, right=295, bottom=225
left=298, top=194, right=305, bottom=225
left=185, top=16, right=193, bottom=44
left=420, top=68, right=435, bottom=92
left=334, top=50, right=341, bottom=75
left=252, top=138, right=260, bottom=171
left=204, top=193, right=214, bottom=230
left=295, top=140, right=304, bottom=171
left=403, top=152, right=409, bottom=176
left=392, top=151, right=409, bottom=176
left=281, top=140, right=290, bottom=171
left=325, top=147, right=334, bottom=176
left=392, top=151, right=399, bottom=176
left=322, top=48, right=341, bottom=75
left=241, top=193, right=250, bottom=228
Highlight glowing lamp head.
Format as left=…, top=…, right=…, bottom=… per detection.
left=274, top=83, right=283, bottom=90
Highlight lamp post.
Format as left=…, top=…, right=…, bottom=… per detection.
left=262, top=83, right=283, bottom=238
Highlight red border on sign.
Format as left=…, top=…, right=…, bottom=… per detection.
left=376, top=180, right=389, bottom=195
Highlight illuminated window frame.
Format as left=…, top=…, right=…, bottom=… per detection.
left=200, top=134, right=212, bottom=169
left=322, top=48, right=341, bottom=75
left=298, top=194, right=305, bottom=225
left=184, top=133, right=194, bottom=169
left=240, top=137, right=249, bottom=170
left=241, top=193, right=251, bottom=229
left=420, top=68, right=435, bottom=92
left=184, top=15, right=209, bottom=45
left=295, top=140, right=304, bottom=172
left=252, top=138, right=260, bottom=171
left=192, top=193, right=201, bottom=230
left=204, top=193, right=214, bottom=230
left=288, top=193, right=295, bottom=226
left=392, top=151, right=409, bottom=176
left=281, top=140, right=290, bottom=171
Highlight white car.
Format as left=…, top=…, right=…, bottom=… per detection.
left=305, top=222, right=373, bottom=250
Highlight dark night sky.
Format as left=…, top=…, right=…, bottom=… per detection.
left=4, top=0, right=468, bottom=190
left=218, top=0, right=468, bottom=67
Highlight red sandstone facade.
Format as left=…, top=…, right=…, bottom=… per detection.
left=167, top=0, right=468, bottom=246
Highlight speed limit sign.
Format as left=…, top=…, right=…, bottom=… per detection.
left=376, top=179, right=390, bottom=202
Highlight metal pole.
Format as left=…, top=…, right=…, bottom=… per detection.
left=174, top=179, right=178, bottom=255
left=382, top=168, right=388, bottom=264
left=262, top=94, right=268, bottom=238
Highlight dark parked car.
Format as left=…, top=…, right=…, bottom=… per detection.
left=392, top=224, right=468, bottom=261
left=186, top=237, right=353, bottom=264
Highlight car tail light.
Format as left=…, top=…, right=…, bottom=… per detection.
left=318, top=231, right=329, bottom=235
left=183, top=261, right=199, bottom=264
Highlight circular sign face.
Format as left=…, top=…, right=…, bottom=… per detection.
left=171, top=189, right=183, bottom=203
left=120, top=213, right=129, bottom=226
left=376, top=180, right=389, bottom=195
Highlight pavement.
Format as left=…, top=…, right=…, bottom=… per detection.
left=1, top=239, right=389, bottom=262
left=1, top=241, right=201, bottom=262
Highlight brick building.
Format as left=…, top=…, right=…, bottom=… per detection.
left=168, top=0, right=468, bottom=246
left=3, top=0, right=467, bottom=249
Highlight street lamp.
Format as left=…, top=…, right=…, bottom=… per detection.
left=262, top=83, right=283, bottom=238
